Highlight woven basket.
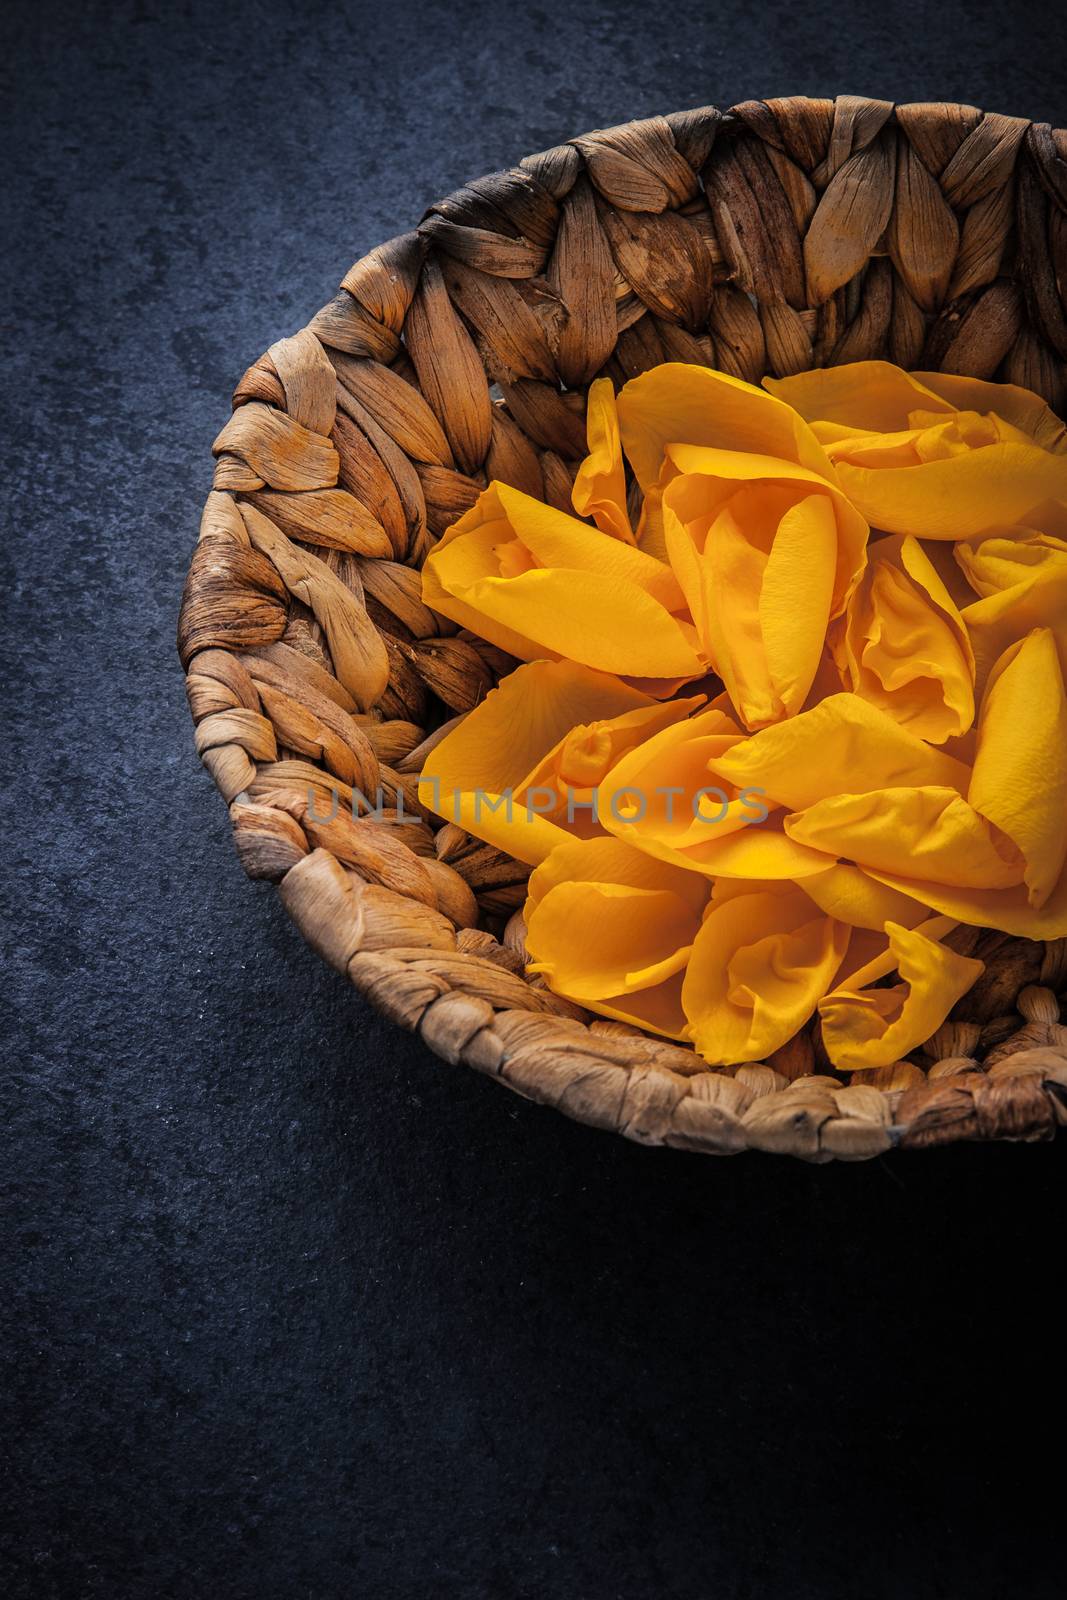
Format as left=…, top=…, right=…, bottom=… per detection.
left=178, top=96, right=1067, bottom=1160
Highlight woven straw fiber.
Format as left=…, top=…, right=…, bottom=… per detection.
left=178, top=97, right=1067, bottom=1160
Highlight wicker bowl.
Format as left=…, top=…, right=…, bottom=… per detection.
left=179, top=96, right=1067, bottom=1160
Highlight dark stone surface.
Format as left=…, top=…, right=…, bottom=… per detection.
left=3, top=3, right=1065, bottom=1595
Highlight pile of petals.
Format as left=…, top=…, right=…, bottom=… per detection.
left=418, top=361, right=1067, bottom=1072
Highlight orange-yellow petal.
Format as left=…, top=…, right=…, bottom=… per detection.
left=594, top=703, right=834, bottom=878
left=863, top=869, right=1067, bottom=939
left=598, top=706, right=751, bottom=858
left=663, top=443, right=868, bottom=611
left=710, top=693, right=970, bottom=810
left=915, top=371, right=1067, bottom=454
left=799, top=864, right=931, bottom=931
left=766, top=362, right=1067, bottom=539
left=765, top=362, right=955, bottom=433
left=525, top=836, right=708, bottom=1036
left=419, top=661, right=700, bottom=866
left=660, top=447, right=867, bottom=728
left=959, top=535, right=1067, bottom=696
left=682, top=888, right=849, bottom=1064
left=680, top=820, right=836, bottom=880
left=618, top=361, right=834, bottom=490
left=766, top=360, right=1067, bottom=455
left=968, top=628, right=1067, bottom=909
left=795, top=630, right=1067, bottom=936
left=785, top=786, right=1023, bottom=889
left=422, top=481, right=701, bottom=678
left=831, top=441, right=1067, bottom=540
left=819, top=921, right=984, bottom=1071
left=835, top=534, right=975, bottom=743
left=571, top=377, right=634, bottom=542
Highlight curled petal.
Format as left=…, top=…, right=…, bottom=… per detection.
left=916, top=372, right=1067, bottom=454
left=419, top=660, right=701, bottom=866
left=829, top=441, right=1067, bottom=540
left=959, top=535, right=1067, bottom=696
left=525, top=836, right=709, bottom=1037
left=819, top=921, right=984, bottom=1072
left=682, top=888, right=849, bottom=1065
left=766, top=361, right=1067, bottom=539
left=767, top=361, right=1067, bottom=453
left=711, top=693, right=970, bottom=810
left=571, top=378, right=633, bottom=542
left=662, top=444, right=868, bottom=611
left=660, top=446, right=868, bottom=729
left=681, top=821, right=835, bottom=880
left=526, top=833, right=708, bottom=916
left=957, top=531, right=1067, bottom=595
left=530, top=883, right=692, bottom=995
left=618, top=361, right=834, bottom=490
left=785, top=786, right=1023, bottom=890
left=766, top=362, right=957, bottom=433
left=422, top=481, right=701, bottom=678
left=836, top=534, right=975, bottom=743
left=799, top=864, right=930, bottom=931
left=863, top=869, right=1067, bottom=939
left=599, top=706, right=752, bottom=860
left=968, top=628, right=1067, bottom=909
left=756, top=493, right=840, bottom=717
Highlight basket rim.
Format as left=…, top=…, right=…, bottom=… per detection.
left=179, top=95, right=1067, bottom=1160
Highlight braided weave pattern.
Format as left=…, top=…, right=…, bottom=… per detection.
left=178, top=98, right=1067, bottom=1159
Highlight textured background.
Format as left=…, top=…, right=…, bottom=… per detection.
left=3, top=2, right=1065, bottom=1596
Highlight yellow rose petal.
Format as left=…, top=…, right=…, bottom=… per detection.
left=599, top=706, right=750, bottom=857
left=968, top=628, right=1067, bottom=908
left=618, top=361, right=833, bottom=490
left=916, top=371, right=1067, bottom=454
left=864, top=869, right=1067, bottom=939
left=682, top=821, right=836, bottom=880
left=832, top=442, right=1067, bottom=539
left=434, top=565, right=701, bottom=678
left=957, top=531, right=1067, bottom=595
left=682, top=888, right=849, bottom=1064
left=420, top=661, right=699, bottom=866
left=766, top=362, right=954, bottom=432
left=596, top=708, right=807, bottom=877
left=422, top=660, right=652, bottom=794
left=526, top=832, right=708, bottom=914
left=525, top=836, right=708, bottom=1037
left=423, top=482, right=700, bottom=677
left=819, top=921, right=984, bottom=1071
left=528, top=882, right=695, bottom=996
left=422, top=510, right=553, bottom=661
left=960, top=537, right=1067, bottom=696
left=785, top=786, right=1023, bottom=889
left=757, top=491, right=839, bottom=718
left=518, top=695, right=706, bottom=847
left=800, top=864, right=931, bottom=931
left=711, top=693, right=970, bottom=810
left=663, top=443, right=868, bottom=613
left=836, top=534, right=975, bottom=743
left=766, top=361, right=1067, bottom=540
left=571, top=377, right=634, bottom=543
left=486, top=481, right=683, bottom=609
left=570, top=972, right=690, bottom=1039
left=661, top=449, right=867, bottom=729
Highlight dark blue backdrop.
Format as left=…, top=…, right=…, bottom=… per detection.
left=3, top=2, right=1064, bottom=1595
